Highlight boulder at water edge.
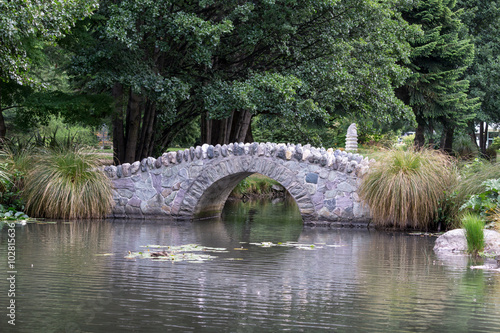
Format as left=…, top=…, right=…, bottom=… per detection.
left=433, top=229, right=500, bottom=255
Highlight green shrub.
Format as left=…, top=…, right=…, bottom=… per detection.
left=460, top=178, right=500, bottom=218
left=23, top=147, right=113, bottom=219
left=401, top=134, right=415, bottom=148
left=452, top=160, right=500, bottom=211
left=453, top=134, right=478, bottom=160
left=0, top=147, right=26, bottom=212
left=461, top=213, right=485, bottom=254
left=359, top=148, right=456, bottom=230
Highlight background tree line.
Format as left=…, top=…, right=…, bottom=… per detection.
left=1, top=0, right=499, bottom=164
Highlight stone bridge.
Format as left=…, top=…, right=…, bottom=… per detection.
left=104, top=142, right=371, bottom=226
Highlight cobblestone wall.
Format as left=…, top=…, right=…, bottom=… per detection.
left=104, top=142, right=372, bottom=226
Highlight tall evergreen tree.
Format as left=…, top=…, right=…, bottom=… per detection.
left=457, top=0, right=500, bottom=153
left=396, top=0, right=476, bottom=150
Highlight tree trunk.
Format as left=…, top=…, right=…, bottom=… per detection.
left=441, top=120, right=454, bottom=155
left=427, top=121, right=434, bottom=147
left=0, top=84, right=6, bottom=140
left=0, top=110, right=6, bottom=140
left=479, top=121, right=484, bottom=152
left=245, top=120, right=254, bottom=143
left=479, top=121, right=488, bottom=154
left=414, top=117, right=426, bottom=148
left=231, top=109, right=252, bottom=143
left=137, top=99, right=156, bottom=160
left=484, top=122, right=489, bottom=152
left=201, top=110, right=253, bottom=145
left=124, top=89, right=142, bottom=163
left=111, top=83, right=125, bottom=165
left=467, top=121, right=479, bottom=149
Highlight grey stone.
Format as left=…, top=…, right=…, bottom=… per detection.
left=154, top=157, right=162, bottom=169
left=104, top=166, right=117, bottom=178
left=294, top=146, right=303, bottom=161
left=189, top=147, right=195, bottom=160
left=117, top=189, right=134, bottom=199
left=324, top=198, right=336, bottom=211
left=276, top=147, right=286, bottom=159
left=320, top=155, right=327, bottom=167
left=128, top=197, right=141, bottom=207
left=305, top=173, right=319, bottom=184
left=113, top=178, right=136, bottom=191
left=221, top=145, right=228, bottom=157
left=214, top=144, right=221, bottom=158
left=195, top=146, right=202, bottom=159
left=130, top=161, right=140, bottom=174
left=147, top=157, right=156, bottom=169
left=201, top=144, right=209, bottom=158
left=140, top=159, right=148, bottom=172
left=234, top=143, right=245, bottom=156
left=122, top=163, right=131, bottom=177
left=337, top=181, right=356, bottom=193
left=250, top=142, right=259, bottom=155
left=116, top=165, right=123, bottom=178
left=434, top=229, right=500, bottom=255
left=176, top=150, right=183, bottom=163
left=207, top=145, right=214, bottom=159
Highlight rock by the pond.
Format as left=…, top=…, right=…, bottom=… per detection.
left=433, top=229, right=500, bottom=255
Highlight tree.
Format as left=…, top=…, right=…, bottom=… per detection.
left=66, top=0, right=416, bottom=164
left=457, top=0, right=500, bottom=153
left=0, top=0, right=99, bottom=139
left=396, top=0, right=476, bottom=151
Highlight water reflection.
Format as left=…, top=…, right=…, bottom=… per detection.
left=1, top=201, right=500, bottom=332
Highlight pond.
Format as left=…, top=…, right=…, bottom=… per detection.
left=1, top=198, right=500, bottom=332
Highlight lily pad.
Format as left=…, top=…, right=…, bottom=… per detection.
left=127, top=244, right=227, bottom=262
left=249, top=241, right=330, bottom=250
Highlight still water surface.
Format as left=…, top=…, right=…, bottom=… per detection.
left=1, top=199, right=500, bottom=332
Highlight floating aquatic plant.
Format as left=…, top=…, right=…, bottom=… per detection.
left=249, top=241, right=343, bottom=250
left=126, top=244, right=228, bottom=262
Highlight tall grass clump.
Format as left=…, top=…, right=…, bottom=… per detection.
left=23, top=147, right=113, bottom=219
left=0, top=149, right=11, bottom=185
left=461, top=213, right=485, bottom=255
left=359, top=148, right=456, bottom=230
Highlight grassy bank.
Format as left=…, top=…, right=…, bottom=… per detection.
left=230, top=174, right=287, bottom=199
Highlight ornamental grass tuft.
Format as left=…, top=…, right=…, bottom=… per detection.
left=359, top=148, right=456, bottom=230
left=461, top=213, right=485, bottom=254
left=23, top=147, right=113, bottom=219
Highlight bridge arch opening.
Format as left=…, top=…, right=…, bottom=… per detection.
left=193, top=173, right=294, bottom=218
left=178, top=157, right=316, bottom=221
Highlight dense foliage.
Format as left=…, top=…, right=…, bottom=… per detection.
left=396, top=0, right=477, bottom=151
left=457, top=0, right=500, bottom=153
left=64, top=0, right=417, bottom=163
left=0, top=0, right=106, bottom=140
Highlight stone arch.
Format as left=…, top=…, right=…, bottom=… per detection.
left=176, top=156, right=316, bottom=220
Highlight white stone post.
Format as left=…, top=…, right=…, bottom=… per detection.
left=345, top=123, right=358, bottom=151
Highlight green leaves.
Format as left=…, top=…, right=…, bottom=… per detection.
left=0, top=0, right=98, bottom=84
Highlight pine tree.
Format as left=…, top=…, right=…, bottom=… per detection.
left=457, top=0, right=500, bottom=153
left=396, top=0, right=476, bottom=150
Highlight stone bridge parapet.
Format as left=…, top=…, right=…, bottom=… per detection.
left=104, top=142, right=371, bottom=226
